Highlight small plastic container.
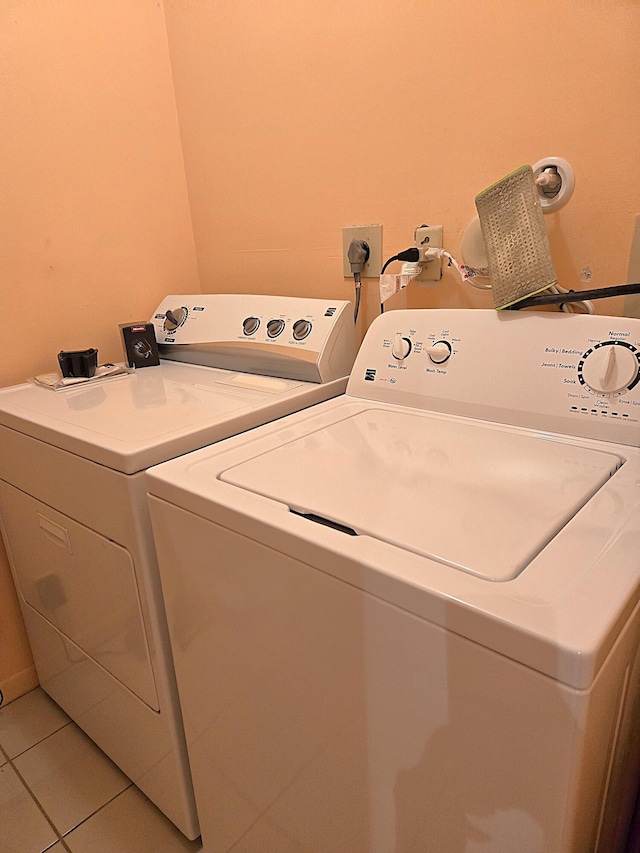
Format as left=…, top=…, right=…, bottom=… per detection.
left=57, top=348, right=98, bottom=379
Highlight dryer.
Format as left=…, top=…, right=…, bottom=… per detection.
left=147, top=308, right=640, bottom=852
left=0, top=294, right=354, bottom=839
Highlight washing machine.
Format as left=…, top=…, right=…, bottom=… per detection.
left=147, top=308, right=640, bottom=852
left=0, top=294, right=355, bottom=839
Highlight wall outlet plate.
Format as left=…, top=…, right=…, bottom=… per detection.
left=342, top=224, right=383, bottom=278
left=414, top=224, right=443, bottom=283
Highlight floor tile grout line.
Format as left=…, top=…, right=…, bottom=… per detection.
left=5, top=750, right=66, bottom=848
left=49, top=837, right=72, bottom=853
left=1, top=696, right=196, bottom=851
left=0, top=717, right=72, bottom=762
left=61, top=782, right=134, bottom=839
left=7, top=736, right=134, bottom=848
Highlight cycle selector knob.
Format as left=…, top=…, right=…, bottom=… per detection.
left=579, top=341, right=639, bottom=395
left=428, top=340, right=452, bottom=364
left=293, top=319, right=312, bottom=340
left=164, top=307, right=188, bottom=332
left=391, top=334, right=412, bottom=360
left=242, top=316, right=260, bottom=336
left=266, top=318, right=286, bottom=338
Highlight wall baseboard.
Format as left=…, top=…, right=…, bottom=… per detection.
left=0, top=665, right=38, bottom=707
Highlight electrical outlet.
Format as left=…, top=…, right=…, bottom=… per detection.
left=342, top=225, right=383, bottom=278
left=414, top=225, right=443, bottom=282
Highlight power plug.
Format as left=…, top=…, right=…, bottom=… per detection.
left=414, top=225, right=443, bottom=283
left=342, top=225, right=383, bottom=277
left=347, top=239, right=370, bottom=284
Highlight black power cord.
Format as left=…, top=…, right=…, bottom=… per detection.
left=508, top=282, right=640, bottom=310
left=379, top=247, right=421, bottom=312
left=348, top=245, right=422, bottom=322
left=380, top=247, right=420, bottom=275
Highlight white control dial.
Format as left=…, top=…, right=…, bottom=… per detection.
left=243, top=316, right=260, bottom=336
left=293, top=319, right=312, bottom=340
left=579, top=341, right=639, bottom=395
left=392, top=334, right=412, bottom=360
left=428, top=340, right=452, bottom=364
left=164, top=307, right=188, bottom=332
left=267, top=318, right=286, bottom=338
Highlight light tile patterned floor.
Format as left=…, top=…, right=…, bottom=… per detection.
left=0, top=688, right=202, bottom=853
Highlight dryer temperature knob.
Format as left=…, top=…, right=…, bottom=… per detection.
left=267, top=318, right=286, bottom=338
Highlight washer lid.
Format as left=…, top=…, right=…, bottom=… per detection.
left=220, top=408, right=622, bottom=581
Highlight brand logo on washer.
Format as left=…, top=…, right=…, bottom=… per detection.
left=365, top=369, right=376, bottom=381
left=131, top=325, right=146, bottom=333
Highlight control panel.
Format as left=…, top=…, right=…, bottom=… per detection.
left=347, top=309, right=640, bottom=446
left=150, top=295, right=356, bottom=384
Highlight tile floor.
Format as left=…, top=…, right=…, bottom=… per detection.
left=0, top=688, right=202, bottom=853
left=4, top=688, right=639, bottom=853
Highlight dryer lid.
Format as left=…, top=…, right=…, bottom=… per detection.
left=219, top=408, right=623, bottom=581
left=0, top=361, right=308, bottom=473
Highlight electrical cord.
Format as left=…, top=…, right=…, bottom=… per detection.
left=354, top=286, right=362, bottom=324
left=380, top=247, right=420, bottom=275
left=547, top=284, right=594, bottom=314
left=507, top=282, right=640, bottom=310
left=422, top=247, right=492, bottom=290
left=347, top=239, right=370, bottom=323
left=379, top=248, right=422, bottom=313
left=422, top=246, right=599, bottom=313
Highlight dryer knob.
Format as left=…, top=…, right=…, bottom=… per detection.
left=243, top=316, right=260, bottom=336
left=164, top=307, right=187, bottom=332
left=267, top=318, right=286, bottom=338
left=293, top=319, right=312, bottom=341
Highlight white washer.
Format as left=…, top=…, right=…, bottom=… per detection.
left=0, top=294, right=355, bottom=840
left=147, top=308, right=640, bottom=853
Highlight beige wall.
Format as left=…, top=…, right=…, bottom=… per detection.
left=164, top=0, right=640, bottom=332
left=1, top=1, right=199, bottom=703
left=2, top=0, right=639, bottom=702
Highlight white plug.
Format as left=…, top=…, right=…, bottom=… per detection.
left=414, top=225, right=443, bottom=283
left=400, top=261, right=423, bottom=276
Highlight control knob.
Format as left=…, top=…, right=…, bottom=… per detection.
left=391, top=334, right=412, bottom=360
left=243, top=316, right=260, bottom=336
left=579, top=342, right=639, bottom=395
left=293, top=319, right=312, bottom=340
left=428, top=340, right=452, bottom=364
left=266, top=318, right=286, bottom=338
left=164, top=307, right=187, bottom=332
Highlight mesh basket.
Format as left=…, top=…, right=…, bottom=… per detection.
left=475, top=165, right=557, bottom=309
